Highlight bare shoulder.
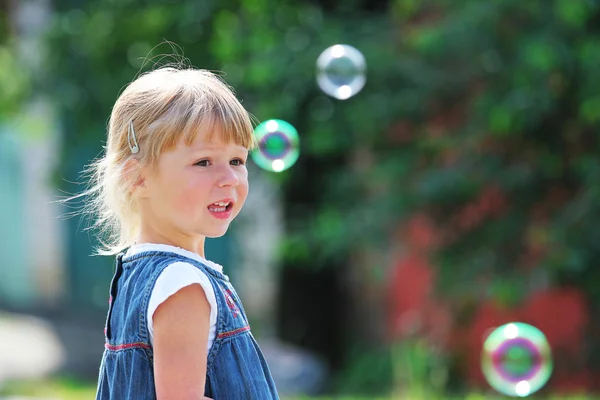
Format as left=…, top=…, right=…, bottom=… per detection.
left=153, top=284, right=211, bottom=400
left=153, top=283, right=211, bottom=331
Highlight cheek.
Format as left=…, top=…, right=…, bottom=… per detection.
left=236, top=173, right=250, bottom=205
left=150, top=171, right=196, bottom=215
left=173, top=178, right=209, bottom=213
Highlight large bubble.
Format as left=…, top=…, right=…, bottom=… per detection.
left=316, top=44, right=366, bottom=100
left=250, top=119, right=300, bottom=173
left=481, top=322, right=553, bottom=397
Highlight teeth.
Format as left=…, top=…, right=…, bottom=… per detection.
left=209, top=201, right=231, bottom=213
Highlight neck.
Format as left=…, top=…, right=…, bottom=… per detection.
left=137, top=222, right=205, bottom=258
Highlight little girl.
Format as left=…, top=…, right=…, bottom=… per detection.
left=85, top=66, right=279, bottom=399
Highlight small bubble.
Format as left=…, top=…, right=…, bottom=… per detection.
left=316, top=44, right=366, bottom=100
left=481, top=322, right=552, bottom=397
left=251, top=119, right=300, bottom=173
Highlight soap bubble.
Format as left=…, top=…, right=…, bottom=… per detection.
left=481, top=322, right=552, bottom=397
left=250, top=119, right=299, bottom=173
left=316, top=44, right=366, bottom=100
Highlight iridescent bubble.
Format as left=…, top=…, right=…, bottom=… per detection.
left=250, top=119, right=299, bottom=173
left=481, top=322, right=553, bottom=397
left=316, top=44, right=366, bottom=100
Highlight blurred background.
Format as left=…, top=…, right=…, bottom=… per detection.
left=1, top=0, right=600, bottom=398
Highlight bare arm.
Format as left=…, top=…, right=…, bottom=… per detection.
left=153, top=284, right=212, bottom=400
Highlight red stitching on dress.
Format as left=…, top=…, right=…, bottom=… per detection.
left=105, top=342, right=151, bottom=351
left=217, top=325, right=250, bottom=339
left=222, top=288, right=241, bottom=318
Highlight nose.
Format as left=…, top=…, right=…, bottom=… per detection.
left=217, top=165, right=239, bottom=188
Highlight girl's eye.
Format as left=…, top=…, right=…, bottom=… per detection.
left=194, top=160, right=210, bottom=167
left=231, top=158, right=246, bottom=166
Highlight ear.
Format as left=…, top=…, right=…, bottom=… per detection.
left=123, top=158, right=148, bottom=197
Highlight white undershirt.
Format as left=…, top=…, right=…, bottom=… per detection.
left=124, top=243, right=224, bottom=353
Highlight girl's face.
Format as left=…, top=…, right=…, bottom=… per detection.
left=138, top=127, right=249, bottom=243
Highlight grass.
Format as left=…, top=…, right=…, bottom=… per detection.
left=1, top=377, right=599, bottom=399
left=0, top=377, right=96, bottom=399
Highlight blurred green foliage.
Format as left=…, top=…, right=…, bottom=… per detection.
left=0, top=3, right=30, bottom=119
left=0, top=44, right=29, bottom=117
left=42, top=0, right=600, bottom=395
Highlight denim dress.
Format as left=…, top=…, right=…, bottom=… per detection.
left=96, top=250, right=279, bottom=399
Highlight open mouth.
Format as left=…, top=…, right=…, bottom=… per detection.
left=207, top=200, right=233, bottom=213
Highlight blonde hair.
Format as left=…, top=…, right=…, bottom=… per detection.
left=77, top=66, right=256, bottom=255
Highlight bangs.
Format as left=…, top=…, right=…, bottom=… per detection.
left=145, top=79, right=257, bottom=163
left=182, top=93, right=257, bottom=150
